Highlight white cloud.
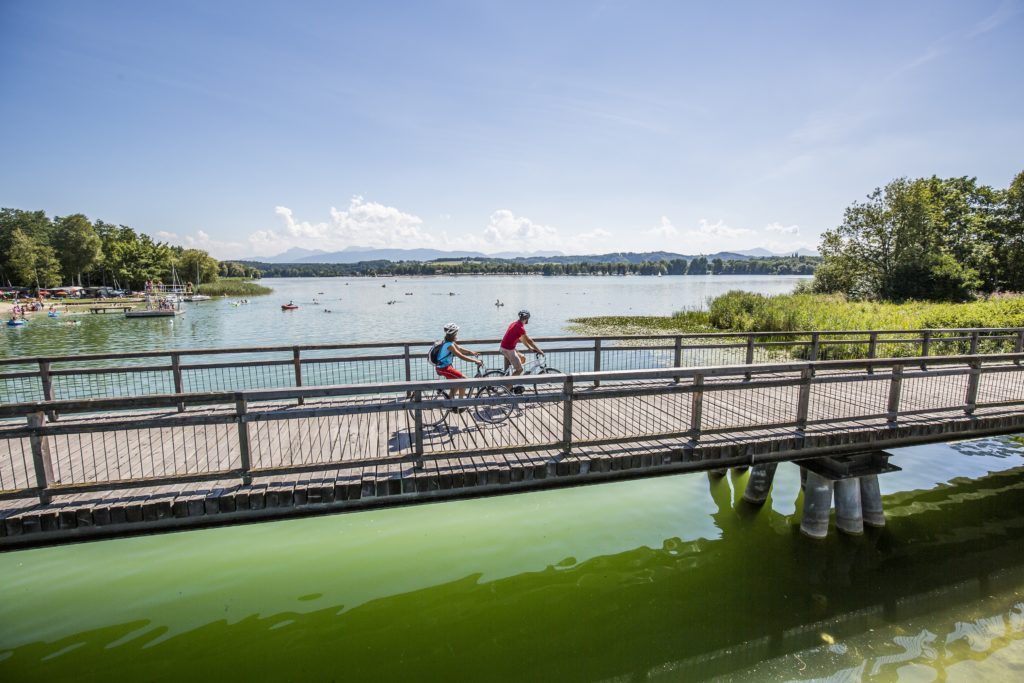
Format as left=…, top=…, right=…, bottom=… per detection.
left=765, top=222, right=800, bottom=235
left=156, top=229, right=246, bottom=259
left=480, top=209, right=561, bottom=251
left=646, top=216, right=678, bottom=238
left=693, top=219, right=754, bottom=238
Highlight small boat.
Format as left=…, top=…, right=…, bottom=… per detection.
left=48, top=311, right=61, bottom=317
left=281, top=303, right=299, bottom=310
left=184, top=294, right=212, bottom=302
left=7, top=319, right=27, bottom=327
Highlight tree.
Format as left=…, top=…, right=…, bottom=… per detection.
left=176, top=248, right=220, bottom=285
left=54, top=214, right=103, bottom=285
left=815, top=177, right=990, bottom=301
left=6, top=228, right=62, bottom=287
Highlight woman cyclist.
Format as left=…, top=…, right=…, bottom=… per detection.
left=435, top=323, right=483, bottom=405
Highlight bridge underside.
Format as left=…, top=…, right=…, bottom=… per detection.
left=3, top=398, right=1023, bottom=549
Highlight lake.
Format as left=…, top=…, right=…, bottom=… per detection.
left=3, top=274, right=1024, bottom=680
left=0, top=275, right=810, bottom=357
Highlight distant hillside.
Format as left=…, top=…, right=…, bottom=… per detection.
left=239, top=252, right=820, bottom=278
left=241, top=246, right=815, bottom=264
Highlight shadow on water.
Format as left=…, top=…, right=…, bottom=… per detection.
left=3, top=454, right=1024, bottom=681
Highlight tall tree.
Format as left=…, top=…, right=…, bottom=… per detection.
left=54, top=214, right=103, bottom=285
left=6, top=228, right=63, bottom=287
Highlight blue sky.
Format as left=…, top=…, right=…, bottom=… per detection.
left=1, top=1, right=1022, bottom=258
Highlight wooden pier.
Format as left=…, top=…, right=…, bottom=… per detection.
left=2, top=329, right=1024, bottom=548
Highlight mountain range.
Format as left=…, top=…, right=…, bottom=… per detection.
left=241, top=246, right=817, bottom=264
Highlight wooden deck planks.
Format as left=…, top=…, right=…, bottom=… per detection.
left=4, top=361, right=1024, bottom=546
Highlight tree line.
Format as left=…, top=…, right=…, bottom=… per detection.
left=814, top=171, right=1024, bottom=301
left=0, top=208, right=257, bottom=290
left=245, top=255, right=818, bottom=278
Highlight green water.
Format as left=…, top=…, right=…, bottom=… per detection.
left=3, top=439, right=1024, bottom=681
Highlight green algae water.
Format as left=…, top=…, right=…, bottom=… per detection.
left=3, top=438, right=1024, bottom=681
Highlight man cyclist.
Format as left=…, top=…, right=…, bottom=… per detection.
left=500, top=310, right=544, bottom=392
left=435, top=322, right=483, bottom=405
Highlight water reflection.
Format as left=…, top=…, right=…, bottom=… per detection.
left=1, top=439, right=1024, bottom=681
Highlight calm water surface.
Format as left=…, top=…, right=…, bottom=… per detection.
left=3, top=275, right=1024, bottom=680
left=0, top=275, right=809, bottom=357
left=2, top=439, right=1024, bottom=681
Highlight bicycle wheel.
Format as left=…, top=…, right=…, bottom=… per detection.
left=532, top=366, right=564, bottom=395
left=482, top=369, right=507, bottom=379
left=421, top=388, right=451, bottom=429
left=473, top=384, right=516, bottom=424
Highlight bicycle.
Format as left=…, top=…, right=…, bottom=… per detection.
left=421, top=364, right=517, bottom=430
left=483, top=353, right=563, bottom=395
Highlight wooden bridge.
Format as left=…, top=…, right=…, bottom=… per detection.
left=2, top=328, right=1024, bottom=548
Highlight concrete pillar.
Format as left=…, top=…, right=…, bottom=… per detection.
left=800, top=469, right=833, bottom=539
left=834, top=478, right=864, bottom=535
left=860, top=474, right=886, bottom=528
left=742, top=463, right=778, bottom=505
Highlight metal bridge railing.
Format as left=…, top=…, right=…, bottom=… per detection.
left=2, top=351, right=1024, bottom=503
left=2, top=328, right=1023, bottom=405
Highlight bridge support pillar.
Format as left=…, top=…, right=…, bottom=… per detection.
left=860, top=474, right=885, bottom=528
left=834, top=478, right=864, bottom=535
left=800, top=471, right=833, bottom=539
left=742, top=463, right=778, bottom=505
left=799, top=452, right=898, bottom=538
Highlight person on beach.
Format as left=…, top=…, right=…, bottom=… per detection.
left=433, top=323, right=483, bottom=406
left=499, top=310, right=544, bottom=389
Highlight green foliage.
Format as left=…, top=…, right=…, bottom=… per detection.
left=817, top=171, right=1022, bottom=300
left=574, top=292, right=1024, bottom=358
left=176, top=249, right=220, bottom=285
left=54, top=214, right=103, bottom=285
left=0, top=208, right=227, bottom=291
left=195, top=278, right=272, bottom=296
left=6, top=228, right=62, bottom=287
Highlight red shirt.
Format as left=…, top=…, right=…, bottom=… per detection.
left=500, top=320, right=526, bottom=350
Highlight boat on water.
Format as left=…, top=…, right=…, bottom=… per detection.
left=7, top=319, right=27, bottom=327
left=281, top=303, right=299, bottom=310
left=127, top=276, right=185, bottom=318
left=184, top=294, right=212, bottom=302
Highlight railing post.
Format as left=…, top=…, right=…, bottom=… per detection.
left=403, top=344, right=412, bottom=382
left=38, top=360, right=57, bottom=422
left=969, top=330, right=980, bottom=356
left=796, top=366, right=812, bottom=430
left=235, top=396, right=252, bottom=484
left=887, top=364, right=904, bottom=424
left=561, top=376, right=574, bottom=454
left=744, top=336, right=755, bottom=380
left=920, top=331, right=931, bottom=370
left=27, top=412, right=54, bottom=504
left=413, top=390, right=424, bottom=461
left=867, top=332, right=878, bottom=375
left=293, top=347, right=304, bottom=406
left=593, top=339, right=602, bottom=388
left=964, top=358, right=981, bottom=415
left=809, top=333, right=820, bottom=362
left=1016, top=329, right=1024, bottom=366
left=171, top=352, right=184, bottom=413
left=673, top=335, right=683, bottom=382
left=690, top=372, right=704, bottom=436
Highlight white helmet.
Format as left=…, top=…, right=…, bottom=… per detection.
left=443, top=322, right=459, bottom=334
left=518, top=309, right=530, bottom=320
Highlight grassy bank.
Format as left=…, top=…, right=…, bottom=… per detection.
left=196, top=278, right=272, bottom=297
left=569, top=291, right=1024, bottom=358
